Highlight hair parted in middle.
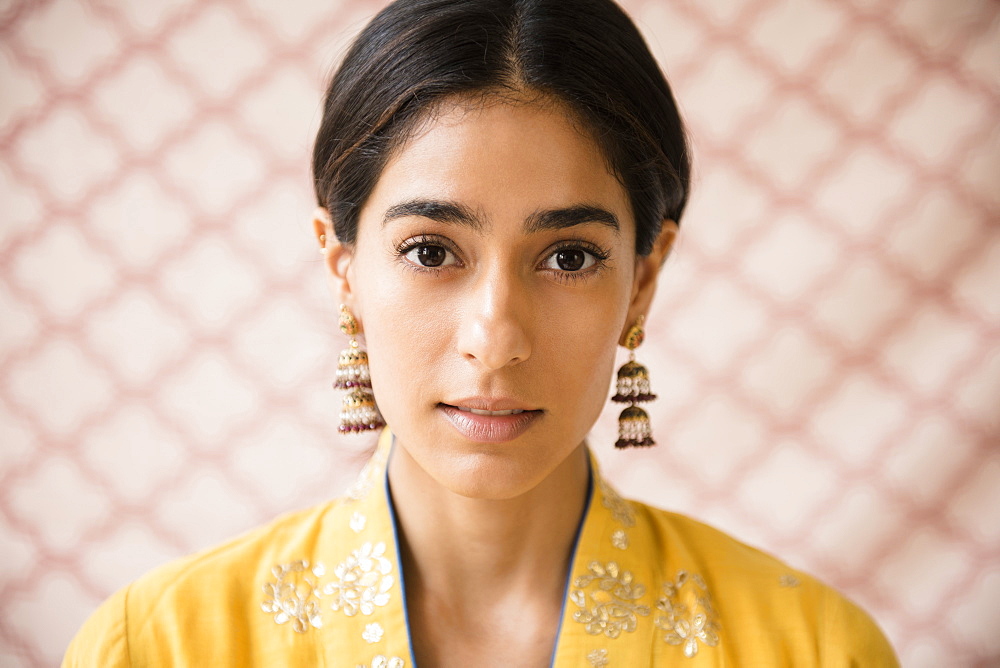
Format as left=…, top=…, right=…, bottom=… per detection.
left=312, top=0, right=690, bottom=257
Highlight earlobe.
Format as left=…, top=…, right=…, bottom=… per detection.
left=312, top=207, right=357, bottom=306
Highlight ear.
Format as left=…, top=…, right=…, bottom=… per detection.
left=312, top=207, right=358, bottom=310
left=621, top=219, right=678, bottom=344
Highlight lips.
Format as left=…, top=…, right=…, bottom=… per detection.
left=454, top=406, right=525, bottom=416
left=438, top=399, right=541, bottom=443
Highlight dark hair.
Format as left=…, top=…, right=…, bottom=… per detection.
left=313, top=0, right=690, bottom=256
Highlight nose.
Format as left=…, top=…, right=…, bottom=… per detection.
left=456, top=268, right=532, bottom=370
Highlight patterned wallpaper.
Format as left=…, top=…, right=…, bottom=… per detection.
left=1, top=0, right=998, bottom=665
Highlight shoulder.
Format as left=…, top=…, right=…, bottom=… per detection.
left=128, top=500, right=337, bottom=616
left=62, top=585, right=130, bottom=668
left=62, top=500, right=341, bottom=667
left=630, top=500, right=899, bottom=665
left=635, top=502, right=799, bottom=578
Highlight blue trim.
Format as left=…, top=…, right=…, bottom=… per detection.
left=383, top=434, right=419, bottom=667
left=384, top=435, right=594, bottom=668
left=548, top=454, right=594, bottom=668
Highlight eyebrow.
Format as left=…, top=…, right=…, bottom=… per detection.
left=382, top=199, right=620, bottom=235
left=524, top=205, right=620, bottom=235
left=382, top=199, right=484, bottom=232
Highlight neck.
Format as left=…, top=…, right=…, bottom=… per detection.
left=387, top=443, right=590, bottom=615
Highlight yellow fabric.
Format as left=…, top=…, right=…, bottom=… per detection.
left=64, top=429, right=898, bottom=666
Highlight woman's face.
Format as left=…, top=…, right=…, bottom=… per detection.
left=322, top=96, right=670, bottom=500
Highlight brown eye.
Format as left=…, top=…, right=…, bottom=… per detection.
left=545, top=247, right=597, bottom=272
left=555, top=249, right=586, bottom=271
left=417, top=245, right=447, bottom=267
left=403, top=242, right=456, bottom=268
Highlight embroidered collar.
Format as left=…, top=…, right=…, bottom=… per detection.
left=261, top=428, right=720, bottom=666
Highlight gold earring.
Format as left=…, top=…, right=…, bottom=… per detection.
left=335, top=305, right=385, bottom=433
left=612, top=315, right=656, bottom=448
left=319, top=234, right=326, bottom=254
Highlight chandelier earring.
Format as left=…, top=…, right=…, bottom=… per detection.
left=334, top=305, right=385, bottom=433
left=612, top=315, right=657, bottom=448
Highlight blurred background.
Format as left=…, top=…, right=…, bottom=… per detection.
left=1, top=0, right=998, bottom=665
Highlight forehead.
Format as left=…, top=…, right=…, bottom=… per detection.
left=361, top=94, right=634, bottom=233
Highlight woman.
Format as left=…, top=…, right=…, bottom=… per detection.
left=64, top=0, right=898, bottom=665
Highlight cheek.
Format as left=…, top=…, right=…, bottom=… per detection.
left=352, top=260, right=452, bottom=417
left=539, top=299, right=625, bottom=409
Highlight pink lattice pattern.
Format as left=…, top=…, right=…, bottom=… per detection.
left=1, top=0, right=998, bottom=665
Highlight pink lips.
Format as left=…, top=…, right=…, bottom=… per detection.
left=438, top=402, right=542, bottom=443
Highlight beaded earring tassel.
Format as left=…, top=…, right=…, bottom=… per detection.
left=612, top=315, right=657, bottom=448
left=335, top=305, right=385, bottom=433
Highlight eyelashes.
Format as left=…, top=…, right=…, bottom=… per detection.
left=392, top=234, right=611, bottom=282
left=545, top=241, right=610, bottom=271
left=395, top=234, right=460, bottom=270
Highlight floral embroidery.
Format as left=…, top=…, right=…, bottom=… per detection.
left=571, top=561, right=650, bottom=638
left=655, top=571, right=719, bottom=658
left=345, top=473, right=375, bottom=502
left=351, top=511, right=367, bottom=533
left=611, top=529, right=629, bottom=550
left=261, top=560, right=325, bottom=633
left=355, top=656, right=405, bottom=668
left=779, top=574, right=800, bottom=588
left=362, top=622, right=384, bottom=644
left=587, top=648, right=609, bottom=666
left=325, top=541, right=394, bottom=616
left=346, top=446, right=389, bottom=502
left=598, top=479, right=635, bottom=528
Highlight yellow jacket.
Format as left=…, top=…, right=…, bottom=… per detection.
left=64, top=429, right=898, bottom=666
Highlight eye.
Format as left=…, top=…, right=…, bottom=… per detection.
left=403, top=243, right=456, bottom=268
left=543, top=247, right=598, bottom=272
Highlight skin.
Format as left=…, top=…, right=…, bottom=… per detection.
left=315, top=93, right=677, bottom=667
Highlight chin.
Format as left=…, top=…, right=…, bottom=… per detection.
left=436, top=451, right=552, bottom=501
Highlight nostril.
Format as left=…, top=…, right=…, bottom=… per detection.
left=456, top=314, right=532, bottom=370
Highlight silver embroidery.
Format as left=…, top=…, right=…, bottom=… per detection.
left=571, top=561, right=650, bottom=638
left=655, top=571, right=720, bottom=658
left=325, top=541, right=394, bottom=616
left=587, top=648, right=609, bottom=667
left=611, top=529, right=629, bottom=550
left=356, top=656, right=404, bottom=668
left=346, top=446, right=389, bottom=502
left=598, top=479, right=636, bottom=528
left=261, top=560, right=325, bottom=633
left=346, top=477, right=374, bottom=502
left=779, top=574, right=800, bottom=588
left=351, top=511, right=367, bottom=533
left=362, top=622, right=384, bottom=644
